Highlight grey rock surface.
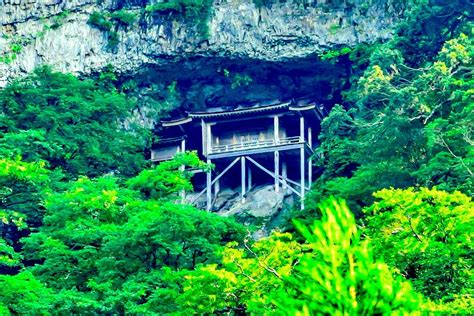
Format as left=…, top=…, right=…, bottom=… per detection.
left=1, top=0, right=405, bottom=86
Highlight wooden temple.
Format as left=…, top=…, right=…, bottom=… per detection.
left=151, top=99, right=325, bottom=211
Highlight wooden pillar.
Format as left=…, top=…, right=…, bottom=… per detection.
left=300, top=115, right=306, bottom=209
left=282, top=161, right=288, bottom=189
left=300, top=116, right=305, bottom=142
left=179, top=139, right=186, bottom=203
left=214, top=178, right=220, bottom=197
left=274, top=115, right=279, bottom=144
left=247, top=166, right=252, bottom=191
left=207, top=123, right=212, bottom=154
left=300, top=147, right=305, bottom=210
left=241, top=157, right=246, bottom=203
left=206, top=158, right=212, bottom=211
left=308, top=126, right=312, bottom=190
left=274, top=151, right=280, bottom=193
left=201, top=119, right=207, bottom=155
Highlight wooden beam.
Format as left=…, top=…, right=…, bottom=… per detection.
left=246, top=156, right=301, bottom=197
left=206, top=158, right=212, bottom=211
left=201, top=119, right=206, bottom=155
left=300, top=147, right=305, bottom=210
left=208, top=143, right=304, bottom=159
left=241, top=156, right=246, bottom=203
left=282, top=161, right=288, bottom=189
left=190, top=157, right=240, bottom=205
left=274, top=115, right=279, bottom=144
left=300, top=116, right=305, bottom=142
left=207, top=123, right=212, bottom=155
left=308, top=126, right=312, bottom=148
left=247, top=166, right=252, bottom=191
left=274, top=151, right=280, bottom=193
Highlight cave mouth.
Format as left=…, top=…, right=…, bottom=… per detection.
left=121, top=55, right=351, bottom=119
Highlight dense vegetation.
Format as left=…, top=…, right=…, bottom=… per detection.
left=1, top=1, right=472, bottom=314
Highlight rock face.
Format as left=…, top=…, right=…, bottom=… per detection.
left=188, top=184, right=295, bottom=237
left=1, top=0, right=406, bottom=86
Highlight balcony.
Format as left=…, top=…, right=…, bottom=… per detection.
left=209, top=136, right=303, bottom=154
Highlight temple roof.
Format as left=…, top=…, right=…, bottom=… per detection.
left=160, top=99, right=318, bottom=126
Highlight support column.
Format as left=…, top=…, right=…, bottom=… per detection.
left=201, top=119, right=206, bottom=155
left=207, top=123, right=212, bottom=154
left=300, top=147, right=305, bottom=210
left=282, top=161, right=288, bottom=189
left=300, top=116, right=305, bottom=210
left=300, top=116, right=305, bottom=142
left=274, top=115, right=280, bottom=144
left=247, top=166, right=252, bottom=191
left=241, top=157, right=246, bottom=203
left=179, top=138, right=186, bottom=203
left=214, top=178, right=220, bottom=197
left=206, top=159, right=212, bottom=211
left=308, top=126, right=312, bottom=190
left=274, top=151, right=280, bottom=193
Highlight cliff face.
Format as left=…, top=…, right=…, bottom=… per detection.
left=1, top=0, right=404, bottom=87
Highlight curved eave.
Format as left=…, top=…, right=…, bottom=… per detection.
left=162, top=117, right=193, bottom=127
left=188, top=101, right=291, bottom=119
left=289, top=104, right=316, bottom=111
left=155, top=136, right=184, bottom=145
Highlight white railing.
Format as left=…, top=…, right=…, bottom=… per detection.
left=210, top=136, right=303, bottom=154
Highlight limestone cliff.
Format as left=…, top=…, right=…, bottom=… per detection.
left=1, top=0, right=405, bottom=87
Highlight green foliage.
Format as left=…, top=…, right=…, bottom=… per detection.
left=274, top=198, right=421, bottom=315
left=363, top=188, right=473, bottom=303
left=19, top=153, right=244, bottom=313
left=311, top=28, right=473, bottom=211
left=0, top=66, right=148, bottom=178
left=50, top=10, right=70, bottom=30
left=88, top=11, right=113, bottom=31
left=0, top=157, right=50, bottom=272
left=88, top=10, right=135, bottom=49
left=0, top=271, right=55, bottom=315
left=109, top=9, right=137, bottom=27
left=128, top=151, right=210, bottom=200
left=180, top=232, right=304, bottom=314
left=144, top=0, right=213, bottom=38
left=176, top=198, right=422, bottom=314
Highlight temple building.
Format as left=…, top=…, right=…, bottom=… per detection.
left=151, top=99, right=325, bottom=211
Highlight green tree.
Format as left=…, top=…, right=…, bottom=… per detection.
left=273, top=198, right=421, bottom=315
left=0, top=66, right=148, bottom=178
left=21, top=153, right=244, bottom=313
left=363, top=187, right=473, bottom=303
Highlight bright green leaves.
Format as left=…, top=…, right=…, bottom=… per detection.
left=274, top=198, right=421, bottom=315
left=363, top=188, right=473, bottom=302
left=18, top=153, right=244, bottom=313
left=0, top=66, right=148, bottom=178
left=312, top=30, right=473, bottom=213
left=128, top=151, right=210, bottom=200
left=180, top=232, right=304, bottom=314
left=176, top=198, right=421, bottom=315
left=0, top=157, right=50, bottom=272
left=0, top=271, right=55, bottom=315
